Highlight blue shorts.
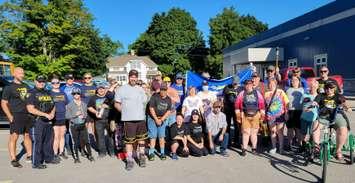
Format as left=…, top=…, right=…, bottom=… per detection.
left=147, top=116, right=168, bottom=139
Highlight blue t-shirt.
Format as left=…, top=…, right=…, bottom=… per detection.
left=171, top=83, right=185, bottom=110
left=300, top=93, right=318, bottom=122
left=60, top=84, right=77, bottom=102
left=80, top=84, right=97, bottom=104
left=50, top=91, right=68, bottom=121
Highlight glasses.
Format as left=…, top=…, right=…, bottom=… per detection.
left=320, top=70, right=328, bottom=73
left=37, top=81, right=46, bottom=83
left=267, top=70, right=274, bottom=73
left=293, top=71, right=300, bottom=73
left=176, top=78, right=183, bottom=80
left=213, top=106, right=222, bottom=108
left=51, top=82, right=60, bottom=84
left=84, top=77, right=92, bottom=79
left=72, top=92, right=81, bottom=95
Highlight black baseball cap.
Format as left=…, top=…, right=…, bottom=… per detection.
left=65, top=74, right=74, bottom=80
left=191, top=109, right=199, bottom=116
left=128, top=69, right=138, bottom=77
left=36, top=75, right=47, bottom=82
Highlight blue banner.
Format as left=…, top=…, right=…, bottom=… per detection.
left=186, top=71, right=233, bottom=95
left=237, top=67, right=254, bottom=85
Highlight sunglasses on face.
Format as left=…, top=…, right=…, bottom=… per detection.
left=294, top=71, right=300, bottom=73
left=320, top=70, right=328, bottom=73
left=214, top=106, right=221, bottom=109
left=84, top=77, right=92, bottom=79
left=72, top=92, right=81, bottom=95
left=51, top=81, right=60, bottom=84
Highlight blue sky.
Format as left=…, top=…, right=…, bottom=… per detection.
left=1, top=0, right=334, bottom=50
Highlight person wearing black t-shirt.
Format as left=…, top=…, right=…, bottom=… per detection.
left=1, top=67, right=32, bottom=168
left=88, top=84, right=115, bottom=157
left=27, top=75, right=59, bottom=169
left=186, top=109, right=208, bottom=157
left=317, top=66, right=341, bottom=94
left=169, top=113, right=189, bottom=160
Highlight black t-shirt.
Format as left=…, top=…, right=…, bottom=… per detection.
left=88, top=94, right=112, bottom=120
left=186, top=122, right=203, bottom=143
left=27, top=88, right=55, bottom=122
left=149, top=93, right=172, bottom=117
left=315, top=93, right=343, bottom=117
left=1, top=82, right=30, bottom=113
left=223, top=85, right=242, bottom=111
left=317, top=78, right=341, bottom=94
left=170, top=122, right=187, bottom=140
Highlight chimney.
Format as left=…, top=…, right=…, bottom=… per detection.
left=130, top=50, right=135, bottom=56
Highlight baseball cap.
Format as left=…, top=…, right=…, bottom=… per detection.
left=36, top=75, right=47, bottom=82
left=175, top=73, right=184, bottom=79
left=65, top=74, right=74, bottom=80
left=267, top=65, right=275, bottom=71
left=151, top=80, right=161, bottom=91
left=97, top=83, right=108, bottom=89
left=191, top=109, right=199, bottom=116
left=160, top=82, right=168, bottom=90
left=71, top=88, right=81, bottom=95
left=128, top=69, right=138, bottom=77
left=163, top=76, right=171, bottom=82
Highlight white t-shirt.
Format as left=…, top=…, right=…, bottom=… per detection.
left=182, top=95, right=203, bottom=122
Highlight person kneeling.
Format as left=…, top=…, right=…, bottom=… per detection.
left=206, top=101, right=229, bottom=157
left=169, top=113, right=189, bottom=160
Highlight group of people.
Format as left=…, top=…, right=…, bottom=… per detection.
left=0, top=65, right=351, bottom=171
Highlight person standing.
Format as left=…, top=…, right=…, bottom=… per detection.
left=50, top=77, right=69, bottom=160
left=114, top=69, right=148, bottom=171
left=317, top=66, right=341, bottom=94
left=171, top=73, right=185, bottom=113
left=182, top=86, right=204, bottom=123
left=197, top=80, right=217, bottom=119
left=1, top=67, right=32, bottom=168
left=27, top=75, right=60, bottom=169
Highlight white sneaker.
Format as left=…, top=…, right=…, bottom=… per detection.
left=269, top=148, right=277, bottom=154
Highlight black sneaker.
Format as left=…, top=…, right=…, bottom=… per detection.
left=53, top=155, right=61, bottom=162
left=125, top=160, right=134, bottom=171
left=59, top=152, right=68, bottom=160
left=45, top=158, right=60, bottom=164
left=11, top=160, right=23, bottom=168
left=251, top=149, right=257, bottom=155
left=25, top=156, right=32, bottom=163
left=241, top=149, right=247, bottom=157
left=88, top=156, right=95, bottom=162
left=32, top=164, right=47, bottom=169
left=74, top=158, right=81, bottom=163
left=148, top=153, right=155, bottom=161
left=160, top=154, right=167, bottom=161
left=139, top=155, right=147, bottom=168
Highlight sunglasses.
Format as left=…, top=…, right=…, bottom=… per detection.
left=293, top=71, right=300, bottom=73
left=72, top=92, right=81, bottom=95
left=320, top=70, right=328, bottom=73
left=67, top=77, right=74, bottom=80
left=267, top=70, right=274, bottom=72
left=84, top=77, right=92, bottom=79
left=51, top=82, right=60, bottom=84
left=214, top=106, right=222, bottom=108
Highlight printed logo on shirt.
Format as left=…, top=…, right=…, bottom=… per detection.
left=95, top=98, right=106, bottom=109
left=38, top=95, right=52, bottom=102
left=84, top=90, right=96, bottom=97
left=157, top=101, right=169, bottom=112
left=324, top=99, right=336, bottom=109
left=192, top=125, right=202, bottom=134
left=17, top=87, right=28, bottom=101
left=53, top=94, right=65, bottom=102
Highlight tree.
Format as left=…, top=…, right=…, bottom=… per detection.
left=130, top=8, right=207, bottom=76
left=0, top=0, right=122, bottom=79
left=207, top=7, right=267, bottom=78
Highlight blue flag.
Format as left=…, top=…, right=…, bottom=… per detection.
left=237, top=67, right=254, bottom=85
left=186, top=71, right=233, bottom=96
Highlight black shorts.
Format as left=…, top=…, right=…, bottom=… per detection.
left=286, top=110, right=302, bottom=129
left=123, top=120, right=148, bottom=144
left=86, top=115, right=95, bottom=123
left=10, top=113, right=33, bottom=134
left=53, top=119, right=66, bottom=126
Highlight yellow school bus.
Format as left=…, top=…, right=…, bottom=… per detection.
left=0, top=61, right=14, bottom=76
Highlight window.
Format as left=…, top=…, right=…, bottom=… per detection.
left=288, top=58, right=298, bottom=68
left=130, top=60, right=141, bottom=69
left=117, top=75, right=126, bottom=82
left=314, top=54, right=327, bottom=76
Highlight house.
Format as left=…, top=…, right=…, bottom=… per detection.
left=223, top=0, right=355, bottom=91
left=106, top=51, right=159, bottom=85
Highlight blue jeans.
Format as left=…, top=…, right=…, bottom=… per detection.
left=211, top=132, right=229, bottom=154
left=147, top=116, right=168, bottom=139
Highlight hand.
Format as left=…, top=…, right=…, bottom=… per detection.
left=198, top=143, right=204, bottom=149
left=219, top=135, right=224, bottom=142
left=183, top=146, right=189, bottom=152
left=79, top=114, right=84, bottom=119
left=96, top=112, right=102, bottom=119
left=155, top=118, right=162, bottom=126
left=76, top=111, right=82, bottom=116
left=46, top=113, right=54, bottom=120
left=209, top=142, right=214, bottom=150
left=102, top=104, right=109, bottom=109
left=275, top=66, right=280, bottom=73
left=8, top=116, right=14, bottom=123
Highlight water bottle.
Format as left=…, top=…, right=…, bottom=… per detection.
left=98, top=107, right=104, bottom=118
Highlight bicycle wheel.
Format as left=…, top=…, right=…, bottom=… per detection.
left=350, top=135, right=354, bottom=165
left=321, top=143, right=328, bottom=183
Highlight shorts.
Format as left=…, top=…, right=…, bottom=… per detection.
left=166, top=113, right=176, bottom=127
left=147, top=116, right=168, bottom=139
left=267, top=115, right=286, bottom=126
left=318, top=113, right=348, bottom=129
left=53, top=119, right=66, bottom=126
left=86, top=115, right=95, bottom=123
left=286, top=110, right=302, bottom=129
left=241, top=112, right=261, bottom=130
left=10, top=113, right=33, bottom=134
left=300, top=119, right=313, bottom=135
left=123, top=120, right=148, bottom=144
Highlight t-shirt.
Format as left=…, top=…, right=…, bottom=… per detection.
left=197, top=91, right=217, bottom=118
left=60, top=84, right=77, bottom=102
left=264, top=89, right=289, bottom=121
left=171, top=84, right=185, bottom=110
left=50, top=90, right=68, bottom=121
left=80, top=84, right=97, bottom=104
left=286, top=87, right=304, bottom=110
left=315, top=93, right=343, bottom=118
left=27, top=88, right=55, bottom=122
left=149, top=93, right=172, bottom=117
left=169, top=122, right=187, bottom=140
left=206, top=112, right=227, bottom=136
left=115, top=84, right=147, bottom=121
left=186, top=122, right=203, bottom=143
left=300, top=93, right=318, bottom=122
left=223, top=85, right=239, bottom=111
left=317, top=78, right=341, bottom=94
left=88, top=95, right=111, bottom=120
left=182, top=95, right=203, bottom=122
left=1, top=82, right=30, bottom=113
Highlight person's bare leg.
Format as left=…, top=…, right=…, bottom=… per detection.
left=59, top=126, right=66, bottom=154
left=9, top=133, right=19, bottom=160
left=23, top=133, right=32, bottom=158
left=171, top=142, right=179, bottom=154
left=336, top=127, right=348, bottom=158
left=312, top=121, right=322, bottom=145
left=250, top=128, right=259, bottom=149
left=53, top=126, right=60, bottom=155
left=242, top=128, right=251, bottom=150
left=270, top=125, right=277, bottom=149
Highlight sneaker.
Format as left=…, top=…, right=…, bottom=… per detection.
left=66, top=149, right=72, bottom=156
left=59, top=152, right=68, bottom=160
left=88, top=156, right=95, bottom=162
left=160, top=154, right=167, bottom=161
left=241, top=149, right=247, bottom=157
left=25, top=156, right=32, bottom=163
left=220, top=151, right=229, bottom=157
left=98, top=153, right=106, bottom=159
left=53, top=155, right=61, bottom=162
left=74, top=158, right=81, bottom=163
left=284, top=145, right=291, bottom=152
left=125, top=160, right=134, bottom=171
left=139, top=155, right=147, bottom=168
left=45, top=158, right=60, bottom=164
left=11, top=160, right=23, bottom=168
left=32, top=164, right=47, bottom=169
left=269, top=148, right=277, bottom=154
left=148, top=153, right=155, bottom=161
left=80, top=150, right=86, bottom=157
left=251, top=149, right=257, bottom=155
left=171, top=153, right=178, bottom=160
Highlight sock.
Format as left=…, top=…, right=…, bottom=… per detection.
left=160, top=148, right=165, bottom=155
left=127, top=152, right=133, bottom=161
left=149, top=148, right=155, bottom=155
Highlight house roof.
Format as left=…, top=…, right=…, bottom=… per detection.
left=107, top=55, right=158, bottom=68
